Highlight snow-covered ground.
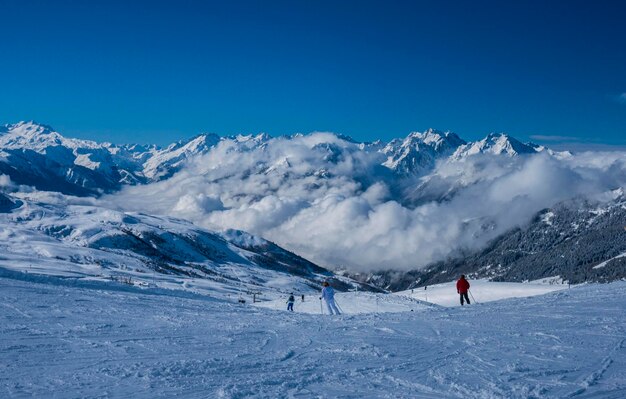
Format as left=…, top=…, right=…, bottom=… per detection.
left=2, top=273, right=625, bottom=398
left=0, top=195, right=363, bottom=304
left=255, top=291, right=437, bottom=314
left=395, top=279, right=570, bottom=308
left=594, top=252, right=626, bottom=269
left=255, top=279, right=570, bottom=314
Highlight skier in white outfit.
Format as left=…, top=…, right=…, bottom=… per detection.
left=321, top=281, right=341, bottom=315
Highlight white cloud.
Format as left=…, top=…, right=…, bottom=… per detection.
left=102, top=135, right=626, bottom=273
left=0, top=174, right=12, bottom=188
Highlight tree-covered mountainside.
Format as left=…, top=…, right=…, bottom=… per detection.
left=351, top=194, right=626, bottom=290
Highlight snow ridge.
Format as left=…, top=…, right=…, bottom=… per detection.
left=0, top=121, right=560, bottom=196
left=451, top=132, right=538, bottom=159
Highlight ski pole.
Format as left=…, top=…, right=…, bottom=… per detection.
left=319, top=297, right=324, bottom=314
left=469, top=289, right=478, bottom=304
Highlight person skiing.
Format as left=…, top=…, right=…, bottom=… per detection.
left=320, top=281, right=341, bottom=315
left=456, top=275, right=471, bottom=306
left=286, top=293, right=295, bottom=312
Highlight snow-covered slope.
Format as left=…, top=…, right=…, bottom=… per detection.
left=395, top=279, right=569, bottom=307
left=0, top=192, right=374, bottom=300
left=255, top=290, right=435, bottom=314
left=254, top=279, right=569, bottom=313
left=2, top=273, right=625, bottom=398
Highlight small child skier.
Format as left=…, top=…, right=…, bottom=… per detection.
left=286, top=293, right=295, bottom=311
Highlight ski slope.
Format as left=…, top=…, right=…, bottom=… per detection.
left=395, top=279, right=570, bottom=308
left=255, top=291, right=436, bottom=314
left=0, top=195, right=368, bottom=305
left=2, top=273, right=625, bottom=398
left=256, top=280, right=570, bottom=313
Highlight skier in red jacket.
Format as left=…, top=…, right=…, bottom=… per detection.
left=456, top=275, right=471, bottom=306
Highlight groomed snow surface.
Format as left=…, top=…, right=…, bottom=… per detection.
left=256, top=279, right=569, bottom=313
left=2, top=274, right=626, bottom=398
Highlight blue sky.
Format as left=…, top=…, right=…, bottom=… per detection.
left=1, top=0, right=625, bottom=146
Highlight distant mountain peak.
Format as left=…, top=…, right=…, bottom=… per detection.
left=6, top=121, right=56, bottom=134
left=1, top=121, right=66, bottom=149
left=234, top=132, right=272, bottom=143
left=381, top=129, right=466, bottom=175
left=404, top=129, right=464, bottom=147
left=452, top=132, right=537, bottom=159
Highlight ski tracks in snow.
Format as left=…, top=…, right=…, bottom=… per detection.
left=567, top=338, right=626, bottom=398
left=2, top=278, right=626, bottom=398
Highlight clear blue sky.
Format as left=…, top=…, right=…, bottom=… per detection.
left=1, top=0, right=625, bottom=146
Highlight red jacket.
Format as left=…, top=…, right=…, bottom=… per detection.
left=456, top=278, right=470, bottom=294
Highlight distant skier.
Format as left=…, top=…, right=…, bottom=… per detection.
left=456, top=275, right=471, bottom=306
left=320, top=281, right=341, bottom=315
left=287, top=293, right=295, bottom=312
left=301, top=294, right=305, bottom=302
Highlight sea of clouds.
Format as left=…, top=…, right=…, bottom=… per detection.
left=103, top=133, right=626, bottom=272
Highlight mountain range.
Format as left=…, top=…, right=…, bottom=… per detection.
left=0, top=121, right=548, bottom=197
left=1, top=121, right=624, bottom=290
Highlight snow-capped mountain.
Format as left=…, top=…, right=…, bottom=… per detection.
left=0, top=122, right=290, bottom=196
left=382, top=129, right=466, bottom=175
left=0, top=122, right=137, bottom=195
left=2, top=121, right=624, bottom=285
left=0, top=122, right=546, bottom=197
left=451, top=132, right=538, bottom=159
left=0, top=122, right=224, bottom=195
left=142, top=133, right=221, bottom=180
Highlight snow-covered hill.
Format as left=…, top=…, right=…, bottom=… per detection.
left=2, top=273, right=625, bottom=398
left=0, top=191, right=376, bottom=301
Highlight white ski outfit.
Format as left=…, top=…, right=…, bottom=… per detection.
left=321, top=286, right=341, bottom=315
